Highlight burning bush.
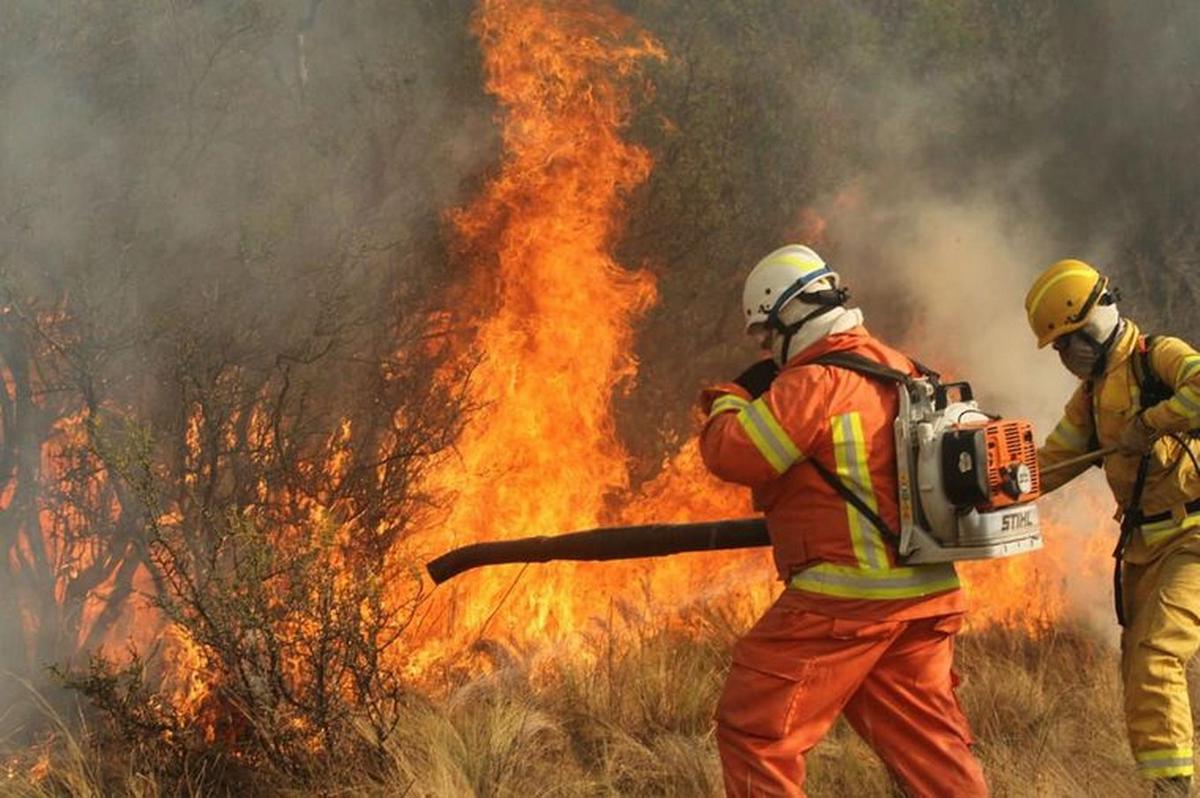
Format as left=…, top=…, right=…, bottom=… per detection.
left=0, top=0, right=486, bottom=780
left=32, top=299, right=474, bottom=783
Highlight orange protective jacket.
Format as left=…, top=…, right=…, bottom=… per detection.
left=700, top=326, right=965, bottom=621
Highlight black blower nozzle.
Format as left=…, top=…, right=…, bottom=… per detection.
left=425, top=517, right=769, bottom=584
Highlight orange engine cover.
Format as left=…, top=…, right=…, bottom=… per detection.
left=981, top=419, right=1041, bottom=509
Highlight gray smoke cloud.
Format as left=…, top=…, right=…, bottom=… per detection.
left=0, top=0, right=493, bottom=733
left=6, top=1, right=493, bottom=327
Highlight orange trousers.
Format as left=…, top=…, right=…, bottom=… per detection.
left=716, top=593, right=987, bottom=797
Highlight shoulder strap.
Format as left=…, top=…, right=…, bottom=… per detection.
left=809, top=351, right=922, bottom=388
left=1084, top=380, right=1100, bottom=457
left=1133, top=334, right=1172, bottom=409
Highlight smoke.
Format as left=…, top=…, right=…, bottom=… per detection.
left=0, top=0, right=494, bottom=722
left=820, top=189, right=1071, bottom=420
left=3, top=1, right=492, bottom=328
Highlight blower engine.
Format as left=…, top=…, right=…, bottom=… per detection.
left=893, top=375, right=1043, bottom=564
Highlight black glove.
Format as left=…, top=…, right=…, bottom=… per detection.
left=733, top=358, right=779, bottom=399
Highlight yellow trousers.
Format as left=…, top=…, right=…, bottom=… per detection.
left=1121, top=530, right=1200, bottom=780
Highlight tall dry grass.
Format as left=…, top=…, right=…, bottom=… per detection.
left=3, top=612, right=1184, bottom=796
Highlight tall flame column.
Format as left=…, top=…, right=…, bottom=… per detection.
left=429, top=1, right=663, bottom=641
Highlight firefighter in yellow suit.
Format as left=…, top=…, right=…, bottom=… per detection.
left=1029, top=259, right=1200, bottom=797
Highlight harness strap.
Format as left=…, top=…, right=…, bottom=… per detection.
left=808, top=457, right=901, bottom=545
left=1085, top=334, right=1167, bottom=462
left=1134, top=334, right=1173, bottom=406
left=1114, top=454, right=1152, bottom=626
left=1139, top=496, right=1200, bottom=525
left=804, top=351, right=929, bottom=549
left=810, top=351, right=933, bottom=389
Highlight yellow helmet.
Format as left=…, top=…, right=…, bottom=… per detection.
left=1024, top=259, right=1109, bottom=348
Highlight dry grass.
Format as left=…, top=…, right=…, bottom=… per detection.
left=1, top=617, right=1178, bottom=796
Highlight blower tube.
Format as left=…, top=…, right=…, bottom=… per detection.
left=426, top=518, right=769, bottom=584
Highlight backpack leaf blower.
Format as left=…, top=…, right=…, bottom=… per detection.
left=427, top=353, right=1048, bottom=581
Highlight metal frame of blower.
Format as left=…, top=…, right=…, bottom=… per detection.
left=894, top=377, right=1043, bottom=564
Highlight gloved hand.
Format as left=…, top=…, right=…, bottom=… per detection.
left=733, top=358, right=779, bottom=399
left=1118, top=413, right=1156, bottom=455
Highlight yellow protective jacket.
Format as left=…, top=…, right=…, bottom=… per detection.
left=1039, top=320, right=1200, bottom=561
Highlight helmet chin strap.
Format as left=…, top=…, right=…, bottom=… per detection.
left=1088, top=317, right=1125, bottom=377
left=767, top=283, right=851, bottom=364
left=777, top=304, right=841, bottom=363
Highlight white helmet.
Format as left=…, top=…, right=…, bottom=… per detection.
left=741, top=245, right=850, bottom=363
left=742, top=245, right=842, bottom=329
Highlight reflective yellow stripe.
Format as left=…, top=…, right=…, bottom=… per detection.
left=709, top=394, right=749, bottom=417
left=1141, top=518, right=1183, bottom=547
left=1137, top=747, right=1193, bottom=761
left=831, top=412, right=885, bottom=570
left=1027, top=267, right=1098, bottom=317
left=1142, top=516, right=1180, bottom=547
left=790, top=562, right=960, bottom=599
left=1136, top=748, right=1194, bottom=779
left=1176, top=356, right=1200, bottom=384
left=1046, top=418, right=1089, bottom=452
left=1167, top=385, right=1200, bottom=416
left=735, top=397, right=802, bottom=474
left=1139, top=763, right=1194, bottom=779
left=762, top=253, right=825, bottom=278
left=1140, top=509, right=1200, bottom=546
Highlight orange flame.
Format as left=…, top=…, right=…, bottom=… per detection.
left=415, top=0, right=662, bottom=647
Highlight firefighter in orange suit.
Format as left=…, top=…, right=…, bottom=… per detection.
left=1028, top=259, right=1200, bottom=797
left=699, top=245, right=988, bottom=797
